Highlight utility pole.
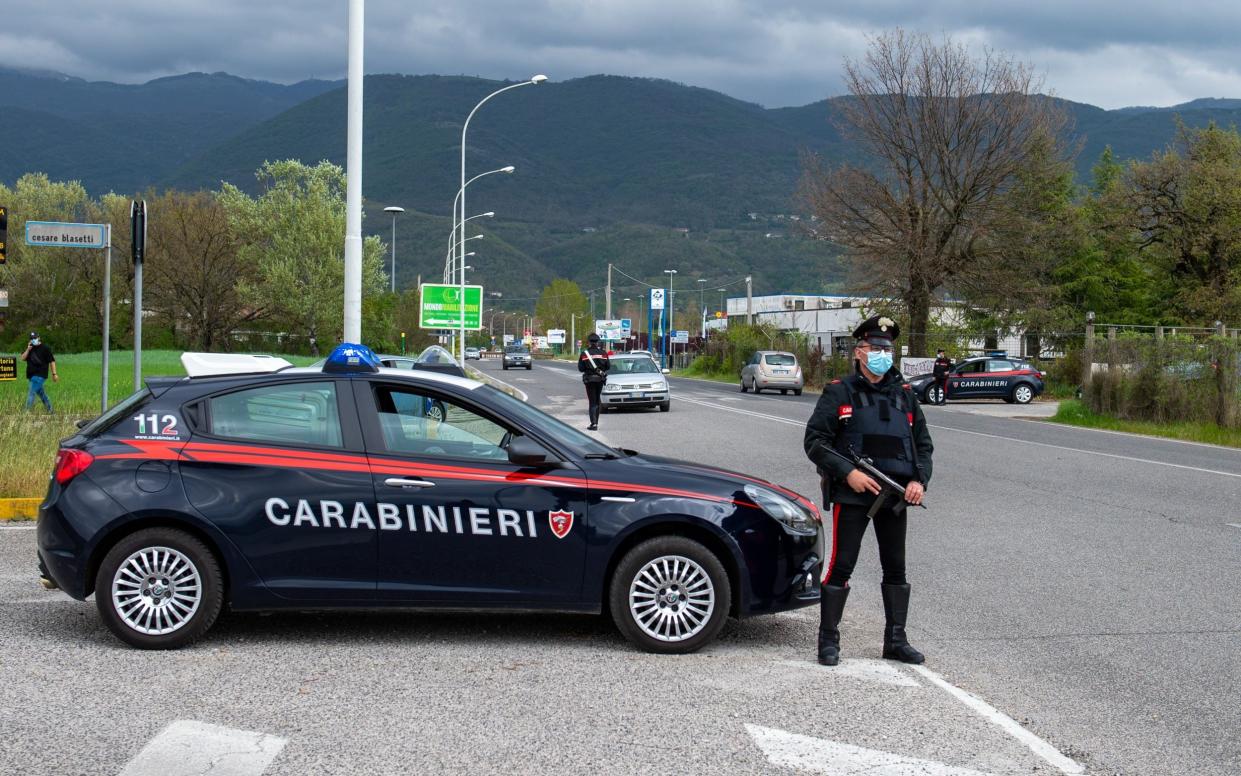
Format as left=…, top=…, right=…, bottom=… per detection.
left=590, top=289, right=596, bottom=321
left=342, top=0, right=365, bottom=343
left=606, top=263, right=612, bottom=319
left=745, top=275, right=753, bottom=325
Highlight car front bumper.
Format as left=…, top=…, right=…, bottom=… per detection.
left=601, top=390, right=669, bottom=407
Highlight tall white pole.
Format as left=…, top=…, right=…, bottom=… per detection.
left=342, top=0, right=364, bottom=343
left=390, top=214, right=396, bottom=294
left=101, top=224, right=111, bottom=413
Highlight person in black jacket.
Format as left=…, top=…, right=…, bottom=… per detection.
left=932, top=349, right=953, bottom=405
left=578, top=333, right=610, bottom=430
left=803, top=316, right=934, bottom=666
left=21, top=331, right=58, bottom=413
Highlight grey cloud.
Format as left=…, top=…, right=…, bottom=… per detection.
left=0, top=1, right=1239, bottom=108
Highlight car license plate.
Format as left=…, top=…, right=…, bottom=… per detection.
left=774, top=369, right=788, bottom=374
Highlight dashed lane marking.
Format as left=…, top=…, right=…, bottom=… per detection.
left=118, top=720, right=286, bottom=776
left=746, top=724, right=997, bottom=776
left=910, top=665, right=1084, bottom=775
left=1227, top=523, right=1241, bottom=530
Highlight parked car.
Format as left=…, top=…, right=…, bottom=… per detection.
left=740, top=351, right=804, bottom=395
left=503, top=346, right=533, bottom=370
left=602, top=354, right=671, bottom=412
left=908, top=355, right=1046, bottom=404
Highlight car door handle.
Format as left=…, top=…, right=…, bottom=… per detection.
left=384, top=478, right=436, bottom=488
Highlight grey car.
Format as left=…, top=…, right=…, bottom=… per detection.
left=503, top=346, right=532, bottom=370
left=740, top=351, right=804, bottom=395
left=602, top=354, right=671, bottom=412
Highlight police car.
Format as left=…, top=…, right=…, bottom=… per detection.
left=908, top=354, right=1046, bottom=404
left=37, top=345, right=823, bottom=653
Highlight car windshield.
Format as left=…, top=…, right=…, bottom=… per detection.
left=610, top=358, right=660, bottom=374
left=764, top=354, right=796, bottom=366
left=478, top=385, right=617, bottom=457
left=506, top=347, right=529, bottom=354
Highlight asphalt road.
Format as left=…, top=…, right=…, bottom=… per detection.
left=1, top=357, right=1237, bottom=775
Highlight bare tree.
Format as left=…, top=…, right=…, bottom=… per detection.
left=145, top=190, right=259, bottom=351
left=800, top=30, right=1068, bottom=355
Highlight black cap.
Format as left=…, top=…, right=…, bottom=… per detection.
left=587, top=333, right=600, bottom=343
left=852, top=315, right=899, bottom=346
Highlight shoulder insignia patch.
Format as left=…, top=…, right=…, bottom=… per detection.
left=830, top=379, right=842, bottom=385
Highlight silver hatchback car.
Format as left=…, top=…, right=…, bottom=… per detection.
left=602, top=354, right=671, bottom=412
left=740, top=351, right=804, bottom=395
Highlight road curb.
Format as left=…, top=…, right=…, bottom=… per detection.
left=0, top=499, right=40, bottom=522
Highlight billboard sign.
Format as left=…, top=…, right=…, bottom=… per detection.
left=419, top=283, right=483, bottom=329
left=672, top=330, right=690, bottom=344
left=547, top=329, right=566, bottom=345
left=595, top=319, right=626, bottom=340
left=650, top=288, right=665, bottom=310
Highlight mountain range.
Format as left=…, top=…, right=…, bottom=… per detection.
left=3, top=68, right=1239, bottom=302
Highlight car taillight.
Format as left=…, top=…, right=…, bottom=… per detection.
left=54, top=449, right=94, bottom=486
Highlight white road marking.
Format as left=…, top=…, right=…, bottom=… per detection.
left=1226, top=523, right=1241, bottom=530
left=118, top=720, right=286, bottom=776
left=675, top=395, right=804, bottom=426
left=910, top=665, right=1084, bottom=775
left=929, top=424, right=1241, bottom=480
left=0, top=524, right=37, bottom=530
left=746, top=724, right=996, bottom=776
left=776, top=658, right=921, bottom=687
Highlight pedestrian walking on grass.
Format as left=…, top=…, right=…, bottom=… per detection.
left=803, top=316, right=934, bottom=667
left=21, top=331, right=58, bottom=413
left=579, top=333, right=610, bottom=431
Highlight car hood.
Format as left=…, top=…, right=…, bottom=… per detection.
left=616, top=453, right=818, bottom=514
left=606, top=372, right=666, bottom=385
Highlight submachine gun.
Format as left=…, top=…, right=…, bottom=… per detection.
left=812, top=443, right=927, bottom=519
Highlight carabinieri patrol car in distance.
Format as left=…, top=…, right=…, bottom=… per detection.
left=908, top=354, right=1047, bottom=404
left=37, top=345, right=823, bottom=653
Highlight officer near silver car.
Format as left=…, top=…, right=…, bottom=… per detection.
left=579, top=332, right=611, bottom=431
left=803, top=315, right=934, bottom=666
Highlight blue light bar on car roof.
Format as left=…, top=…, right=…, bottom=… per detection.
left=323, top=342, right=381, bottom=374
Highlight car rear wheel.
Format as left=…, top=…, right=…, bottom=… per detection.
left=609, top=536, right=730, bottom=654
left=752, top=380, right=762, bottom=394
left=794, top=389, right=803, bottom=396
left=1012, top=384, right=1034, bottom=404
left=95, top=527, right=223, bottom=650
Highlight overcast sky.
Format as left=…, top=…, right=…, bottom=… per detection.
left=2, top=1, right=1240, bottom=108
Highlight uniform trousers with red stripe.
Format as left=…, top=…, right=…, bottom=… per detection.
left=824, top=501, right=908, bottom=587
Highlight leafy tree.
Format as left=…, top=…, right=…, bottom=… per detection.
left=219, top=160, right=388, bottom=354
left=534, top=278, right=589, bottom=335
left=799, top=30, right=1069, bottom=355
left=1122, top=123, right=1241, bottom=324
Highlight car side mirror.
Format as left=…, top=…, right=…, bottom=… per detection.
left=661, top=368, right=670, bottom=374
left=507, top=435, right=550, bottom=467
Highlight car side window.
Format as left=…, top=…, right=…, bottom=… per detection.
left=987, top=360, right=1015, bottom=372
left=209, top=381, right=343, bottom=448
left=373, top=386, right=511, bottom=461
left=956, top=361, right=985, bottom=375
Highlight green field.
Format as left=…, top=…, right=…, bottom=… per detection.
left=1049, top=399, right=1241, bottom=448
left=0, top=350, right=315, bottom=499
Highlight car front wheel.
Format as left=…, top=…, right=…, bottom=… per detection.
left=609, top=536, right=731, bottom=654
left=1012, top=384, right=1034, bottom=404
left=659, top=401, right=670, bottom=412
left=95, top=527, right=223, bottom=650
left=740, top=379, right=748, bottom=393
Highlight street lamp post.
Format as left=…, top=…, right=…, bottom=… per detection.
left=697, top=278, right=707, bottom=339
left=458, top=76, right=547, bottom=363
left=384, top=206, right=404, bottom=293
left=663, top=269, right=677, bottom=368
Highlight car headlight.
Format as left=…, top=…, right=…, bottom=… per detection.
left=744, top=484, right=815, bottom=533
left=653, top=381, right=668, bottom=391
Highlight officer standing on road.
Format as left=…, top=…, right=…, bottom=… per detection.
left=579, top=333, right=610, bottom=431
left=932, top=349, right=953, bottom=405
left=803, top=316, right=933, bottom=666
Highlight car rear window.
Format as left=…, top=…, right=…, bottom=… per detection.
left=209, top=381, right=343, bottom=448
left=80, top=388, right=152, bottom=437
left=764, top=354, right=796, bottom=366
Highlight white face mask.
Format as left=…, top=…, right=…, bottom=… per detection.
left=31, top=338, right=41, bottom=347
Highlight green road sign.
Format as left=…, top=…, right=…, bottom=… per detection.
left=419, top=283, right=483, bottom=330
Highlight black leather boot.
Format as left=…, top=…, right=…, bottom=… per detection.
left=881, top=583, right=925, bottom=664
left=588, top=406, right=599, bottom=430
left=817, top=584, right=849, bottom=666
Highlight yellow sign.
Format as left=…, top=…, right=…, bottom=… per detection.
left=0, top=357, right=16, bottom=382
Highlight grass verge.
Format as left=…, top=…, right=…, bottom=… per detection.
left=1049, top=399, right=1241, bottom=448
left=0, top=350, right=316, bottom=498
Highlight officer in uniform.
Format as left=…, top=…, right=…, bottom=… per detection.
left=579, top=333, right=611, bottom=430
left=803, top=315, right=934, bottom=666
left=932, top=349, right=953, bottom=405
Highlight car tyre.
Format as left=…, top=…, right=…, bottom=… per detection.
left=793, top=389, right=803, bottom=396
left=659, top=401, right=670, bottom=412
left=609, top=536, right=731, bottom=654
left=95, top=527, right=223, bottom=650
left=780, top=389, right=788, bottom=395
left=752, top=380, right=762, bottom=395
left=1012, top=384, right=1035, bottom=404
left=526, top=364, right=532, bottom=370
left=740, top=380, right=748, bottom=393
